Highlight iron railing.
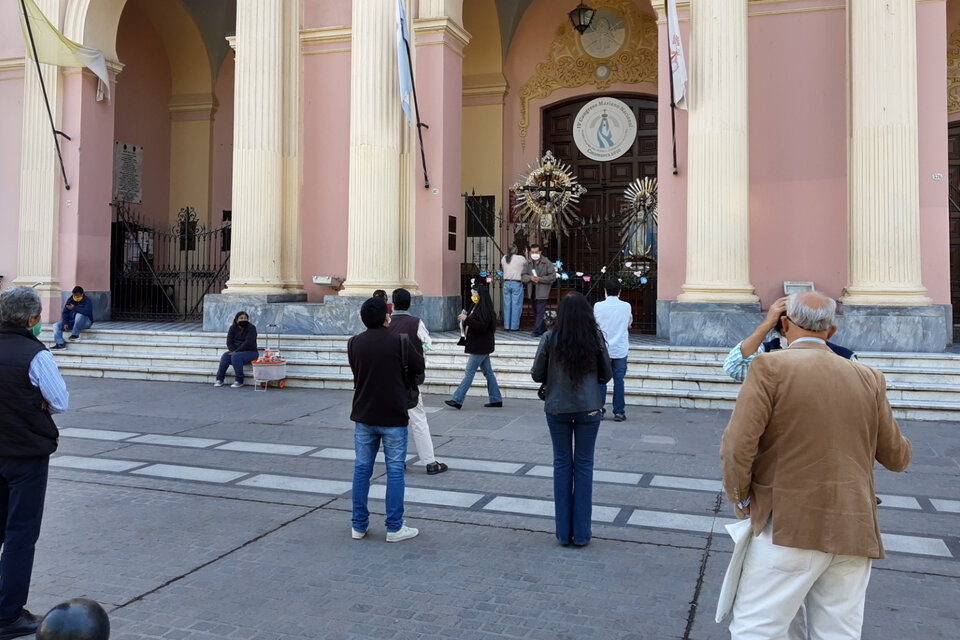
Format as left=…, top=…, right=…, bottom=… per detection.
left=110, top=202, right=230, bottom=321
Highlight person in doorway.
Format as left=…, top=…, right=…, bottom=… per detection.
left=594, top=280, right=632, bottom=421
left=521, top=243, right=557, bottom=337
left=0, top=286, right=69, bottom=640
left=348, top=296, right=423, bottom=542
left=388, top=288, right=448, bottom=475
left=501, top=246, right=526, bottom=331
left=720, top=291, right=912, bottom=639
left=445, top=283, right=502, bottom=410
left=214, top=311, right=259, bottom=388
left=50, top=286, right=94, bottom=351
left=531, top=292, right=612, bottom=547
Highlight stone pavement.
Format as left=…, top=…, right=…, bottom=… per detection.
left=24, top=376, right=960, bottom=639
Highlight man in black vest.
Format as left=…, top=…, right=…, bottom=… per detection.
left=0, top=286, right=69, bottom=639
left=347, top=297, right=424, bottom=543
left=388, top=288, right=448, bottom=475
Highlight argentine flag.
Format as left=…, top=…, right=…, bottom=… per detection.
left=396, top=0, right=413, bottom=121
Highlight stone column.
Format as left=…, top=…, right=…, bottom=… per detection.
left=339, top=0, right=406, bottom=296
left=842, top=0, right=930, bottom=306
left=677, top=0, right=756, bottom=303
left=13, top=0, right=62, bottom=313
left=281, top=0, right=304, bottom=293
left=223, top=0, right=286, bottom=295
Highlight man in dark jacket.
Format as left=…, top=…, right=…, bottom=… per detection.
left=388, top=288, right=447, bottom=475
left=0, top=286, right=69, bottom=639
left=51, top=285, right=94, bottom=351
left=521, top=244, right=557, bottom=337
left=347, top=297, right=424, bottom=543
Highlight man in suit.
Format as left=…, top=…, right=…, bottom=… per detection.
left=720, top=290, right=912, bottom=639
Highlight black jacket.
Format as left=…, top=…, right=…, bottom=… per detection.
left=388, top=311, right=426, bottom=385
left=464, top=311, right=496, bottom=355
left=531, top=331, right=613, bottom=415
left=348, top=327, right=425, bottom=427
left=226, top=323, right=258, bottom=353
left=0, top=326, right=60, bottom=457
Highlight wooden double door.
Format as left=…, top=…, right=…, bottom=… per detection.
left=539, top=94, right=658, bottom=332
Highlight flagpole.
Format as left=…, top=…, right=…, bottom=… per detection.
left=403, top=36, right=430, bottom=189
left=664, top=0, right=679, bottom=176
left=20, top=0, right=72, bottom=190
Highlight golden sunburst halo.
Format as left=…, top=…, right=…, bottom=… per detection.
left=510, top=151, right=587, bottom=235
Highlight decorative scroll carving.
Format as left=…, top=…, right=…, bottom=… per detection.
left=517, top=0, right=658, bottom=148
left=949, top=29, right=960, bottom=115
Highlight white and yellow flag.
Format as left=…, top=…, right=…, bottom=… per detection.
left=17, top=0, right=110, bottom=100
left=666, top=0, right=687, bottom=110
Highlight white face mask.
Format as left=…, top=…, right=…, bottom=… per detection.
left=530, top=253, right=541, bottom=261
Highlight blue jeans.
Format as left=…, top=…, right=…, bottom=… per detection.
left=599, top=357, right=628, bottom=415
left=0, top=456, right=49, bottom=624
left=216, top=350, right=258, bottom=383
left=451, top=354, right=502, bottom=405
left=532, top=298, right=548, bottom=334
left=502, top=281, right=524, bottom=330
left=53, top=313, right=92, bottom=345
left=546, top=411, right=601, bottom=546
left=352, top=424, right=408, bottom=533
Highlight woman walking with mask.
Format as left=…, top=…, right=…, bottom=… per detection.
left=445, top=284, right=503, bottom=409
left=531, top=292, right=612, bottom=546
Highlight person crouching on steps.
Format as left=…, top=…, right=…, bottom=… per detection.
left=214, top=311, right=259, bottom=388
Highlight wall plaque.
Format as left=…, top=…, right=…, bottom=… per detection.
left=113, top=141, right=143, bottom=203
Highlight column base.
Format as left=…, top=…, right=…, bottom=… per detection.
left=677, top=284, right=759, bottom=304
left=833, top=305, right=950, bottom=353
left=339, top=284, right=418, bottom=298
left=840, top=287, right=932, bottom=307
left=222, top=282, right=290, bottom=296
left=203, top=293, right=459, bottom=334
left=667, top=302, right=765, bottom=347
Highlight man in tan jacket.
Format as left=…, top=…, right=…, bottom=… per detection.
left=720, top=291, right=912, bottom=639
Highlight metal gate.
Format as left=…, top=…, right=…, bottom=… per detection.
left=462, top=191, right=658, bottom=333
left=110, top=202, right=230, bottom=321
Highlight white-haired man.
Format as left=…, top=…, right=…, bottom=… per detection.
left=0, top=286, right=69, bottom=639
left=720, top=290, right=912, bottom=639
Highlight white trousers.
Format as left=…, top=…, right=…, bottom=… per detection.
left=408, top=393, right=435, bottom=465
left=730, top=522, right=872, bottom=640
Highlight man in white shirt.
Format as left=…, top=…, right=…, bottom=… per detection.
left=593, top=280, right=632, bottom=421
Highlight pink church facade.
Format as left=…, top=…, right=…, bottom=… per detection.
left=0, top=0, right=956, bottom=351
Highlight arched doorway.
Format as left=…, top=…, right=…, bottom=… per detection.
left=539, top=93, right=658, bottom=332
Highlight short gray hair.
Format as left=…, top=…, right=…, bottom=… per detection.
left=786, top=291, right=836, bottom=333
left=0, top=286, right=43, bottom=328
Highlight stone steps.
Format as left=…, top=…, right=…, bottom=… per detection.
left=42, top=328, right=960, bottom=421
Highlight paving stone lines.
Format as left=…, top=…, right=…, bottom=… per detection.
left=54, top=427, right=960, bottom=560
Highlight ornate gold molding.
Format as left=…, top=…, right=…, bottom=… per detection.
left=949, top=29, right=960, bottom=115
left=517, top=0, right=657, bottom=148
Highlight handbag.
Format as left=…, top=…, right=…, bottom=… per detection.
left=537, top=383, right=546, bottom=401
left=398, top=334, right=420, bottom=409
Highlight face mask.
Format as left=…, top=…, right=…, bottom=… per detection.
left=32, top=322, right=42, bottom=337
left=471, top=295, right=479, bottom=304
left=530, top=253, right=540, bottom=261
left=237, top=320, right=249, bottom=328
left=72, top=296, right=83, bottom=302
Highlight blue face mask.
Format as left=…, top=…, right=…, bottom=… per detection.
left=31, top=322, right=42, bottom=337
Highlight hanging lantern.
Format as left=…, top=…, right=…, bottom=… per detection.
left=568, top=2, right=596, bottom=34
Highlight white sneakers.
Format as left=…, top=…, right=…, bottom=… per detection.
left=352, top=524, right=419, bottom=542
left=230, top=381, right=244, bottom=388
left=386, top=525, right=419, bottom=543
left=213, top=381, right=224, bottom=387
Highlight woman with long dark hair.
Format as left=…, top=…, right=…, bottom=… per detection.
left=445, top=283, right=503, bottom=409
left=531, top=292, right=612, bottom=546
left=214, top=311, right=259, bottom=388
left=501, top=245, right=526, bottom=330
